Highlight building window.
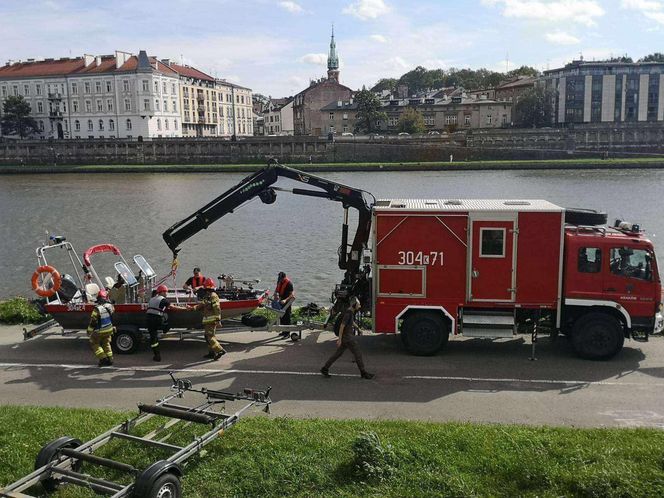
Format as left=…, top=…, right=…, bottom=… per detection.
left=95, top=81, right=102, bottom=93
left=1, top=87, right=6, bottom=97
left=37, top=102, right=43, bottom=113
left=71, top=82, right=78, bottom=95
left=445, top=115, right=457, bottom=125
left=155, top=99, right=160, bottom=111
left=98, top=119, right=104, bottom=131
left=72, top=101, right=78, bottom=112
left=87, top=119, right=93, bottom=131
left=172, top=99, right=177, bottom=112
left=106, top=81, right=112, bottom=92
left=486, top=115, right=493, bottom=125
left=142, top=80, right=149, bottom=92
left=39, top=120, right=44, bottom=131
left=174, top=119, right=178, bottom=130
left=163, top=82, right=167, bottom=93
left=75, top=120, right=80, bottom=131
left=165, top=119, right=169, bottom=130
left=36, top=84, right=42, bottom=96
left=124, top=99, right=131, bottom=111
left=109, top=119, right=115, bottom=131
left=123, top=80, right=130, bottom=92
left=84, top=82, right=91, bottom=94
left=143, top=99, right=150, bottom=111
left=154, top=81, right=159, bottom=92
left=126, top=119, right=132, bottom=130
left=163, top=99, right=167, bottom=112
left=157, top=118, right=161, bottom=130
left=85, top=100, right=92, bottom=112
left=172, top=83, right=176, bottom=94
left=107, top=99, right=113, bottom=112
left=24, top=84, right=29, bottom=95
left=96, top=100, right=103, bottom=112
left=12, top=85, right=18, bottom=96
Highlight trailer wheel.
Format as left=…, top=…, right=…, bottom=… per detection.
left=35, top=436, right=82, bottom=492
left=112, top=327, right=140, bottom=354
left=146, top=473, right=181, bottom=498
left=571, top=312, right=624, bottom=360
left=402, top=312, right=449, bottom=356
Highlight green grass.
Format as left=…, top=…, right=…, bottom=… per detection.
left=0, top=297, right=46, bottom=324
left=1, top=405, right=664, bottom=497
left=2, top=157, right=664, bottom=174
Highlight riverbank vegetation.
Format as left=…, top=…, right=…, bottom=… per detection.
left=2, top=157, right=664, bottom=175
left=0, top=297, right=44, bottom=324
left=1, top=405, right=663, bottom=497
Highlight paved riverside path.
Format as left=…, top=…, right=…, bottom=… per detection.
left=2, top=324, right=664, bottom=428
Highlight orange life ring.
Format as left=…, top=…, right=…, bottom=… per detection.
left=31, top=265, right=62, bottom=298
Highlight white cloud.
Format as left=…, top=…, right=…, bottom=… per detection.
left=278, top=1, right=303, bottom=14
left=370, top=34, right=388, bottom=43
left=299, top=53, right=327, bottom=65
left=545, top=30, right=581, bottom=44
left=342, top=0, right=391, bottom=20
left=621, top=0, right=664, bottom=24
left=482, top=0, right=605, bottom=26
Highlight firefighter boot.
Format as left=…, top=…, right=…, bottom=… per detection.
left=152, top=347, right=161, bottom=362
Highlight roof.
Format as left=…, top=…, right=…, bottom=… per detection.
left=320, top=100, right=359, bottom=111
left=0, top=58, right=85, bottom=78
left=374, top=199, right=563, bottom=212
left=495, top=77, right=537, bottom=90
left=168, top=62, right=214, bottom=81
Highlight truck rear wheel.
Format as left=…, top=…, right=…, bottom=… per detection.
left=112, top=327, right=140, bottom=354
left=402, top=312, right=449, bottom=356
left=571, top=312, right=624, bottom=360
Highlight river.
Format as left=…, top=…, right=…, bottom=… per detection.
left=1, top=168, right=662, bottom=304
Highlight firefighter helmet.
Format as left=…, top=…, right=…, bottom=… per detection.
left=156, top=284, right=168, bottom=294
left=97, top=289, right=108, bottom=300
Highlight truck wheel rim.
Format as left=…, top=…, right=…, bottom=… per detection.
left=156, top=483, right=176, bottom=498
left=116, top=334, right=134, bottom=352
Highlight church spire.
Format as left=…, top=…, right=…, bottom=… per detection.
left=327, top=24, right=340, bottom=82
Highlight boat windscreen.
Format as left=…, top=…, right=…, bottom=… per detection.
left=133, top=255, right=156, bottom=277
left=114, top=262, right=138, bottom=286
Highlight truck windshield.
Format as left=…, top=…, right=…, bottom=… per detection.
left=609, top=247, right=654, bottom=281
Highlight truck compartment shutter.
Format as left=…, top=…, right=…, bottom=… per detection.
left=377, top=266, right=425, bottom=297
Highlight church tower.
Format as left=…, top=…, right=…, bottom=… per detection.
left=327, top=25, right=340, bottom=82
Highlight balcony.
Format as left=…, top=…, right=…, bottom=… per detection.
left=47, top=93, right=62, bottom=100
left=196, top=94, right=205, bottom=102
left=197, top=105, right=205, bottom=112
left=49, top=110, right=63, bottom=118
left=198, top=117, right=206, bottom=123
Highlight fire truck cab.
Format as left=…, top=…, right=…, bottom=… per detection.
left=372, top=199, right=663, bottom=359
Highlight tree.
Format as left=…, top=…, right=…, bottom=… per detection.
left=397, top=108, right=426, bottom=134
left=353, top=88, right=387, bottom=134
left=1, top=96, right=39, bottom=138
left=639, top=52, right=664, bottom=63
left=371, top=78, right=398, bottom=93
left=513, top=86, right=555, bottom=128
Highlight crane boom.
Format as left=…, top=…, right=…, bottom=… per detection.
left=162, top=160, right=374, bottom=300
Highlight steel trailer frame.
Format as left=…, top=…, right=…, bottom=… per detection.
left=0, top=374, right=272, bottom=498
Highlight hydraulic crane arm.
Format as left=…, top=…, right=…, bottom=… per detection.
left=162, top=160, right=375, bottom=284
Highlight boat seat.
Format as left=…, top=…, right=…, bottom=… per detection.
left=104, top=276, right=115, bottom=288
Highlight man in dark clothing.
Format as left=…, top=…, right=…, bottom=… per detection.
left=321, top=297, right=374, bottom=379
left=183, top=267, right=206, bottom=292
left=275, top=271, right=295, bottom=334
left=146, top=284, right=189, bottom=362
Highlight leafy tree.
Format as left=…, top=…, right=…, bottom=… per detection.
left=371, top=78, right=398, bottom=93
left=1, top=96, right=39, bottom=138
left=513, top=86, right=555, bottom=128
left=639, top=52, right=664, bottom=63
left=397, top=107, right=426, bottom=134
left=353, top=88, right=387, bottom=134
left=506, top=66, right=540, bottom=79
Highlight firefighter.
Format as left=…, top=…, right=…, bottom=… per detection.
left=275, top=271, right=295, bottom=335
left=146, top=284, right=189, bottom=362
left=86, top=289, right=115, bottom=367
left=321, top=296, right=374, bottom=379
left=192, top=278, right=226, bottom=360
left=183, top=267, right=206, bottom=292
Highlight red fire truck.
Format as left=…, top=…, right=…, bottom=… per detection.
left=372, top=199, right=663, bottom=359
left=163, top=161, right=663, bottom=360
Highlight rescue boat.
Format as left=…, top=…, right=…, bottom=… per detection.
left=32, top=236, right=266, bottom=331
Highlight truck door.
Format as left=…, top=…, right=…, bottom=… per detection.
left=469, top=217, right=516, bottom=302
left=603, top=245, right=659, bottom=317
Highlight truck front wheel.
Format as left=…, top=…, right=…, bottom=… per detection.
left=402, top=312, right=449, bottom=356
left=571, top=312, right=624, bottom=360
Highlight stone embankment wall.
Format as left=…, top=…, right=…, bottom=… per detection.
left=1, top=125, right=662, bottom=166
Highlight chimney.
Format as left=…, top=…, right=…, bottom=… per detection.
left=83, top=54, right=94, bottom=66
left=27, top=58, right=35, bottom=63
left=95, top=55, right=101, bottom=66
left=115, top=50, right=132, bottom=69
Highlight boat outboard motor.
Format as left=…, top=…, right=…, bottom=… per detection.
left=57, top=274, right=79, bottom=303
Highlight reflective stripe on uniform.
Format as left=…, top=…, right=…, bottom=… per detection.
left=202, top=315, right=220, bottom=324
left=96, top=304, right=114, bottom=335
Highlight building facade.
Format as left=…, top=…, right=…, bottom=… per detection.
left=293, top=29, right=353, bottom=136
left=0, top=51, right=181, bottom=139
left=263, top=97, right=294, bottom=135
left=542, top=60, right=664, bottom=124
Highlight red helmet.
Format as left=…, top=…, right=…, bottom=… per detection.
left=97, top=289, right=108, bottom=300
left=204, top=278, right=216, bottom=289
left=156, top=284, right=168, bottom=294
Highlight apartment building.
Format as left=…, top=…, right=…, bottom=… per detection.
left=263, top=97, right=294, bottom=135
left=542, top=60, right=664, bottom=124
left=0, top=50, right=181, bottom=139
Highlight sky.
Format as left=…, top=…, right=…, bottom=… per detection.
left=1, top=0, right=663, bottom=97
